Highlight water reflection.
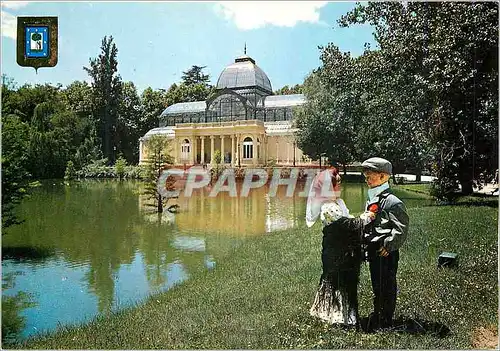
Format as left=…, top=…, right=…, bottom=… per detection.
left=166, top=182, right=386, bottom=235
left=170, top=183, right=309, bottom=235
left=2, top=179, right=425, bottom=342
left=2, top=272, right=36, bottom=345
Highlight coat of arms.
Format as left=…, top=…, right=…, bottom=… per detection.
left=17, top=17, right=58, bottom=72
left=25, top=26, right=49, bottom=58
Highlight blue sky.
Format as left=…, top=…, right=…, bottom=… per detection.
left=1, top=1, right=376, bottom=94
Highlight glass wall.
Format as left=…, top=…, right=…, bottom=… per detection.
left=206, top=94, right=247, bottom=122
left=159, top=99, right=300, bottom=126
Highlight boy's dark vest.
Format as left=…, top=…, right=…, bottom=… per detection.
left=362, top=190, right=392, bottom=261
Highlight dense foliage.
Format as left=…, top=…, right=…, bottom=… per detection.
left=1, top=115, right=32, bottom=228
left=275, top=84, right=303, bottom=95
left=297, top=2, right=498, bottom=198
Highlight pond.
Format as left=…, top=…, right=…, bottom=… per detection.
left=1, top=179, right=429, bottom=342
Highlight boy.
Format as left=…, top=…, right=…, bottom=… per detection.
left=361, top=157, right=409, bottom=331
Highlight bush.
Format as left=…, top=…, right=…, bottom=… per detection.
left=213, top=150, right=222, bottom=165
left=76, top=159, right=115, bottom=179
left=266, top=158, right=277, bottom=167
left=124, top=165, right=144, bottom=180
left=115, top=157, right=127, bottom=180
left=430, top=177, right=461, bottom=203
left=64, top=161, right=76, bottom=181
left=76, top=159, right=144, bottom=179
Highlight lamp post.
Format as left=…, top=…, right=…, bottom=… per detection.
left=293, top=141, right=296, bottom=167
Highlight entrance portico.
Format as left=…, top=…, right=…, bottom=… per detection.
left=171, top=120, right=266, bottom=166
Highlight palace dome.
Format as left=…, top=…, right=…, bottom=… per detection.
left=216, top=55, right=273, bottom=94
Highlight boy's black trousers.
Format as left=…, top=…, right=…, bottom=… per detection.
left=368, top=249, right=399, bottom=327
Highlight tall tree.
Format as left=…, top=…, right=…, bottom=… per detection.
left=60, top=81, right=102, bottom=168
left=353, top=49, right=432, bottom=180
left=1, top=115, right=31, bottom=229
left=117, top=81, right=141, bottom=163
left=84, top=36, right=123, bottom=164
left=340, top=2, right=498, bottom=197
left=181, top=65, right=210, bottom=86
left=140, top=87, right=166, bottom=134
left=28, top=102, right=56, bottom=178
left=296, top=46, right=361, bottom=174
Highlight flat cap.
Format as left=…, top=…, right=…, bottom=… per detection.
left=361, top=157, right=392, bottom=174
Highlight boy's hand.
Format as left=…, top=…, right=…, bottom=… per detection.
left=360, top=211, right=376, bottom=225
left=378, top=246, right=389, bottom=257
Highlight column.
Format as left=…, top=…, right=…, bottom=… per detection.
left=264, top=135, right=268, bottom=164
left=210, top=135, right=215, bottom=164
left=265, top=136, right=269, bottom=165
left=252, top=134, right=257, bottom=165
left=200, top=136, right=205, bottom=164
left=231, top=135, right=235, bottom=166
left=287, top=141, right=290, bottom=164
left=261, top=134, right=265, bottom=164
left=236, top=134, right=241, bottom=166
left=221, top=135, right=225, bottom=164
left=276, top=139, right=279, bottom=165
left=192, top=137, right=197, bottom=164
left=173, top=137, right=178, bottom=165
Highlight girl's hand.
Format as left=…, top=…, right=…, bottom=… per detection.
left=360, top=211, right=376, bottom=225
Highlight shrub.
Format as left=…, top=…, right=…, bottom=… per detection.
left=213, top=150, right=222, bottom=165
left=115, top=157, right=127, bottom=180
left=266, top=158, right=277, bottom=167
left=76, top=159, right=115, bottom=179
left=64, top=161, right=76, bottom=181
left=124, top=165, right=144, bottom=180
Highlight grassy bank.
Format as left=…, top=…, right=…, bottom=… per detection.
left=12, top=191, right=498, bottom=349
left=395, top=183, right=432, bottom=196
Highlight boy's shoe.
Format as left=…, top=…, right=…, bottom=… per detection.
left=365, top=312, right=380, bottom=332
left=366, top=312, right=393, bottom=332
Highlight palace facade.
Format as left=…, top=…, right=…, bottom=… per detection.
left=139, top=53, right=316, bottom=167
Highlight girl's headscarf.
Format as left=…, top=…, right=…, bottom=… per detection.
left=306, top=168, right=347, bottom=227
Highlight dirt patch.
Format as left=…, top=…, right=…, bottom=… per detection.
left=472, top=326, right=498, bottom=350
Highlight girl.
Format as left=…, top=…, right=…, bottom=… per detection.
left=307, top=167, right=374, bottom=326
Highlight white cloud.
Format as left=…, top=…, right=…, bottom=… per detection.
left=1, top=1, right=30, bottom=10
left=1, top=2, right=30, bottom=39
left=214, top=1, right=328, bottom=30
left=1, top=10, right=17, bottom=39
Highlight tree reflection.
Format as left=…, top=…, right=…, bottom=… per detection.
left=2, top=272, right=36, bottom=345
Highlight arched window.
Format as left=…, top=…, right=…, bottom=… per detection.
left=243, top=137, right=253, bottom=159
left=181, top=139, right=190, bottom=160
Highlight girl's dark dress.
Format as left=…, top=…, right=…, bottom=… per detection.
left=310, top=216, right=363, bottom=325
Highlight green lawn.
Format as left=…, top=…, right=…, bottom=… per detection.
left=395, top=183, right=432, bottom=195
left=11, top=191, right=498, bottom=349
